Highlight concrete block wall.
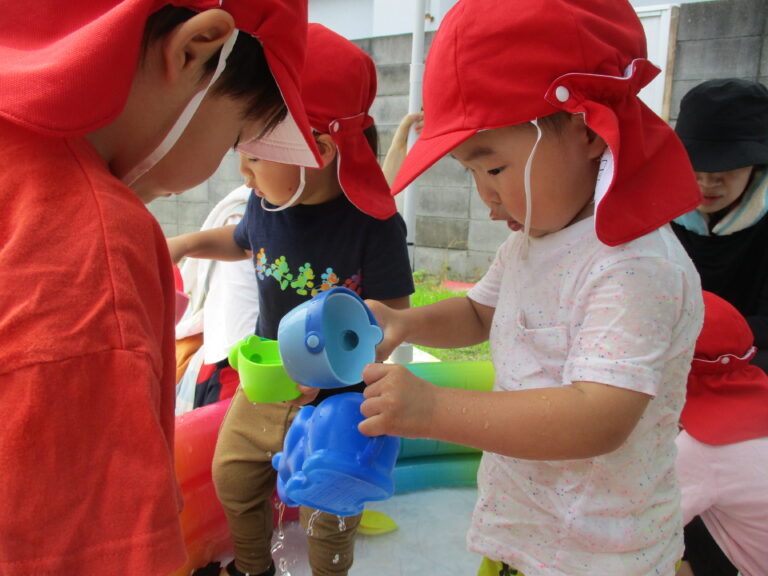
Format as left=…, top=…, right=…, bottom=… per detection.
left=149, top=0, right=768, bottom=280
left=669, top=0, right=768, bottom=122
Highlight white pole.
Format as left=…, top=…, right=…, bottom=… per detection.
left=403, top=0, right=426, bottom=265
left=391, top=0, right=426, bottom=366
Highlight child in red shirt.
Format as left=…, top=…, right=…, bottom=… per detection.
left=0, top=2, right=319, bottom=575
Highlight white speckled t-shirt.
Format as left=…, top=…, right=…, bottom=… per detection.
left=466, top=218, right=703, bottom=576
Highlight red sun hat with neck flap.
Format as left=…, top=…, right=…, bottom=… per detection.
left=680, top=291, right=768, bottom=445
left=0, top=0, right=322, bottom=168
left=240, top=23, right=395, bottom=220
left=392, top=0, right=701, bottom=246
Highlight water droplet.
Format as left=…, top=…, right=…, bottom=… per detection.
left=337, top=516, right=346, bottom=531
left=270, top=501, right=286, bottom=553
left=461, top=407, right=468, bottom=415
left=270, top=539, right=284, bottom=555
left=265, top=451, right=273, bottom=458
left=306, top=509, right=322, bottom=536
left=332, top=553, right=340, bottom=565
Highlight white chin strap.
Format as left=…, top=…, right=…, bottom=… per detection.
left=121, top=31, right=239, bottom=187
left=260, top=166, right=306, bottom=211
left=520, top=118, right=543, bottom=260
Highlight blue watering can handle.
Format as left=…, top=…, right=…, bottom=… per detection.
left=358, top=435, right=387, bottom=467
left=304, top=287, right=379, bottom=355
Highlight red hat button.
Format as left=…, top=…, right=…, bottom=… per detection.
left=555, top=86, right=570, bottom=103
left=331, top=121, right=340, bottom=133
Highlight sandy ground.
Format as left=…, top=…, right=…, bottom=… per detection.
left=262, top=486, right=481, bottom=576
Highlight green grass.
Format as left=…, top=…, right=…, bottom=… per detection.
left=410, top=271, right=491, bottom=363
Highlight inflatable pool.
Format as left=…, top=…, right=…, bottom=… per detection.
left=171, top=360, right=494, bottom=576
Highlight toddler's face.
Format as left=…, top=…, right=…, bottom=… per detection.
left=694, top=166, right=754, bottom=215
left=451, top=117, right=602, bottom=238
left=239, top=153, right=303, bottom=206
left=131, top=94, right=266, bottom=203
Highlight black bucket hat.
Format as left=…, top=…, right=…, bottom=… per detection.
left=675, top=78, right=768, bottom=172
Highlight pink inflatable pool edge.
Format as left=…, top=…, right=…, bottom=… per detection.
left=172, top=400, right=300, bottom=576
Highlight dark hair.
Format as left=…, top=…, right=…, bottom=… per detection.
left=142, top=6, right=286, bottom=133
left=537, top=111, right=570, bottom=134
left=363, top=123, right=379, bottom=156
left=538, top=111, right=597, bottom=141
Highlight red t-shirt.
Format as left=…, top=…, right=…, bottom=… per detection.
left=0, top=120, right=186, bottom=575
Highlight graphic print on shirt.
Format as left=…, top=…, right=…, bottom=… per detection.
left=255, top=248, right=362, bottom=296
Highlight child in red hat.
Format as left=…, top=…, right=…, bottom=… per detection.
left=357, top=0, right=705, bottom=574
left=0, top=2, right=318, bottom=575
left=167, top=23, right=414, bottom=576
left=675, top=291, right=768, bottom=576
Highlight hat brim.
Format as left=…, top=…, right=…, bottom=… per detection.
left=391, top=127, right=478, bottom=195
left=335, top=129, right=397, bottom=219
left=681, top=367, right=768, bottom=445
left=236, top=50, right=322, bottom=168
left=680, top=137, right=768, bottom=172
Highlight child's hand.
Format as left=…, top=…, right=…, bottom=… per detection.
left=382, top=111, right=424, bottom=186
left=392, top=112, right=424, bottom=147
left=286, top=385, right=321, bottom=407
left=358, top=363, right=437, bottom=438
left=365, top=300, right=410, bottom=362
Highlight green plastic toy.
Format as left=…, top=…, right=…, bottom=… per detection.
left=228, top=336, right=300, bottom=403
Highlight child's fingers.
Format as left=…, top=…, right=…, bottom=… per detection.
left=359, top=381, right=390, bottom=436
left=375, top=341, right=398, bottom=363
left=358, top=413, right=386, bottom=437
left=362, top=362, right=395, bottom=386
left=359, top=392, right=382, bottom=419
left=413, top=113, right=424, bottom=135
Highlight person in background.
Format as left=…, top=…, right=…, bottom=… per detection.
left=672, top=78, right=768, bottom=372
left=675, top=291, right=768, bottom=576
left=0, top=1, right=318, bottom=574
left=355, top=0, right=704, bottom=574
left=167, top=24, right=414, bottom=576
left=174, top=185, right=260, bottom=413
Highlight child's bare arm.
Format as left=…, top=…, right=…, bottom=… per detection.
left=166, top=225, right=248, bottom=265
left=360, top=367, right=650, bottom=460
left=381, top=112, right=423, bottom=186
left=366, top=296, right=493, bottom=362
left=377, top=295, right=411, bottom=310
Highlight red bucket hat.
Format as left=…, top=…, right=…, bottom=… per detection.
left=392, top=0, right=701, bottom=246
left=680, top=291, right=768, bottom=446
left=239, top=23, right=395, bottom=219
left=0, top=0, right=321, bottom=168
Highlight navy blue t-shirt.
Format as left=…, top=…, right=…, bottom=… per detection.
left=233, top=191, right=414, bottom=341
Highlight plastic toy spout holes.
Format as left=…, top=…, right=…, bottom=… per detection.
left=340, top=330, right=359, bottom=352
left=245, top=352, right=281, bottom=365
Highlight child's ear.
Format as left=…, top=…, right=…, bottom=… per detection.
left=569, top=114, right=607, bottom=160
left=162, top=9, right=236, bottom=85
left=586, top=130, right=607, bottom=161
left=315, top=134, right=338, bottom=167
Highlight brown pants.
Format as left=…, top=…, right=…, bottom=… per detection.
left=212, top=388, right=361, bottom=576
